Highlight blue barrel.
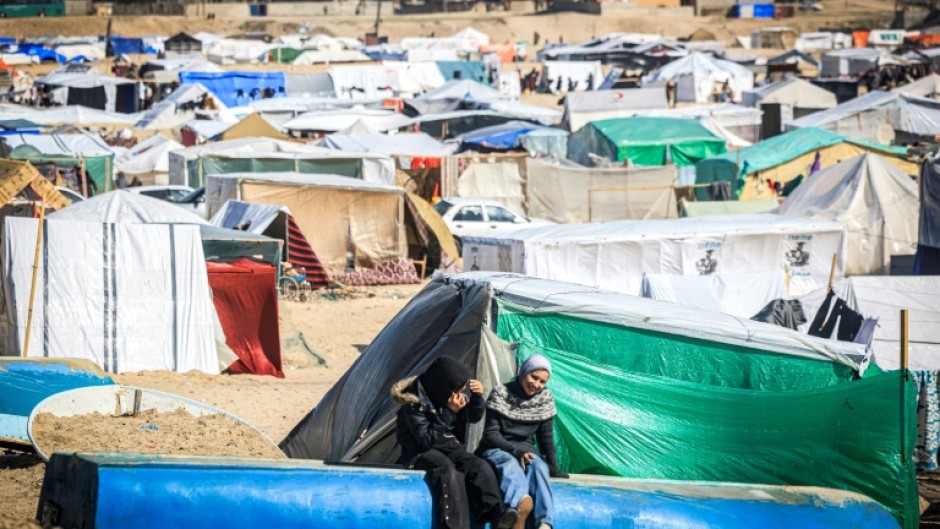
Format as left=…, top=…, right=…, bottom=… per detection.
left=38, top=453, right=900, bottom=529
left=0, top=358, right=112, bottom=441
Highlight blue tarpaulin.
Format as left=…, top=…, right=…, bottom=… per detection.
left=436, top=60, right=489, bottom=85
left=107, top=37, right=157, bottom=56
left=17, top=44, right=65, bottom=63
left=178, top=71, right=286, bottom=108
left=459, top=120, right=559, bottom=150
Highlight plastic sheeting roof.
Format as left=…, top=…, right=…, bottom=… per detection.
left=743, top=77, right=837, bottom=109
left=292, top=50, right=371, bottom=65
left=183, top=119, right=234, bottom=141
left=210, top=199, right=286, bottom=235
left=454, top=272, right=870, bottom=371
left=699, top=127, right=907, bottom=177
left=644, top=52, right=754, bottom=84
left=641, top=270, right=788, bottom=319
left=170, top=137, right=332, bottom=162
left=778, top=152, right=919, bottom=275
left=894, top=74, right=940, bottom=98
left=1, top=106, right=137, bottom=127
left=49, top=190, right=208, bottom=225
left=458, top=120, right=567, bottom=149
left=318, top=132, right=456, bottom=156
left=283, top=108, right=411, bottom=132
left=417, top=79, right=506, bottom=101
left=206, top=172, right=403, bottom=194
left=38, top=72, right=136, bottom=88
left=115, top=134, right=185, bottom=175
left=3, top=132, right=114, bottom=156
left=788, top=90, right=940, bottom=137
left=565, top=88, right=668, bottom=113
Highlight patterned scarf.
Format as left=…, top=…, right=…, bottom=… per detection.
left=486, top=382, right=556, bottom=422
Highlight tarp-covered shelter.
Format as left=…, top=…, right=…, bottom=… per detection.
left=820, top=48, right=881, bottom=78
left=279, top=271, right=916, bottom=529
left=457, top=121, right=563, bottom=152
left=178, top=71, right=286, bottom=108
left=0, top=105, right=137, bottom=128
left=165, top=32, right=202, bottom=55
left=415, top=79, right=505, bottom=102
left=285, top=72, right=336, bottom=98
left=743, top=77, right=837, bottom=113
left=293, top=50, right=371, bottom=66
left=318, top=132, right=456, bottom=157
left=679, top=199, right=779, bottom=217
left=642, top=270, right=788, bottom=319
left=115, top=134, right=185, bottom=186
left=895, top=74, right=940, bottom=99
left=461, top=214, right=847, bottom=296
left=777, top=153, right=919, bottom=275
left=695, top=127, right=914, bottom=201
left=563, top=88, right=668, bottom=132
left=37, top=72, right=139, bottom=113
left=4, top=133, right=115, bottom=194
left=568, top=117, right=727, bottom=167
left=283, top=109, right=411, bottom=134
left=0, top=217, right=221, bottom=374
left=205, top=172, right=406, bottom=275
left=435, top=60, right=488, bottom=84
left=167, top=137, right=395, bottom=188
left=542, top=61, right=604, bottom=93
left=642, top=52, right=755, bottom=103
left=210, top=200, right=330, bottom=289
left=525, top=158, right=677, bottom=222
left=328, top=65, right=394, bottom=100
left=786, top=90, right=940, bottom=143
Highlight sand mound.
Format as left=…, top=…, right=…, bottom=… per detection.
left=32, top=409, right=285, bottom=459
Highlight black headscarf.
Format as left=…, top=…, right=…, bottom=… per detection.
left=419, top=356, right=470, bottom=409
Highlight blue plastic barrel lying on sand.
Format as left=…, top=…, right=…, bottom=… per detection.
left=0, top=358, right=112, bottom=442
left=38, top=453, right=900, bottom=529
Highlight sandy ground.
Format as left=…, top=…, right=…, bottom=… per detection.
left=0, top=282, right=424, bottom=524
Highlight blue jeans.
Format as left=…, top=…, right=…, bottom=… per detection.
left=481, top=449, right=553, bottom=528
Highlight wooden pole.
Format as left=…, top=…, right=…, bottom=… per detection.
left=900, top=309, right=909, bottom=465
left=828, top=253, right=838, bottom=290
left=23, top=201, right=46, bottom=358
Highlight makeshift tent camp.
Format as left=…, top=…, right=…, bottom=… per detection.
left=4, top=133, right=115, bottom=194
left=0, top=218, right=220, bottom=374
left=786, top=90, right=940, bottom=143
left=210, top=200, right=330, bottom=288
left=743, top=77, right=837, bottom=111
left=115, top=134, right=185, bottom=186
left=205, top=173, right=406, bottom=275
left=279, top=272, right=916, bottom=529
left=562, top=88, right=668, bottom=132
left=410, top=110, right=531, bottom=139
left=461, top=214, right=847, bottom=297
left=217, top=113, right=288, bottom=141
left=542, top=61, right=604, bottom=93
left=918, top=157, right=940, bottom=275
left=626, top=103, right=762, bottom=145
left=167, top=137, right=395, bottom=188
left=568, top=117, right=727, bottom=167
left=457, top=121, right=563, bottom=152
left=415, top=79, right=506, bottom=102
left=135, top=84, right=221, bottom=130
left=695, top=127, right=914, bottom=201
left=525, top=158, right=678, bottom=222
left=178, top=71, right=286, bottom=108
left=642, top=271, right=789, bottom=319
left=642, top=52, right=755, bottom=103
left=777, top=153, right=919, bottom=275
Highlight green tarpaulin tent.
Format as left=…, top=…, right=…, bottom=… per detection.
left=269, top=47, right=303, bottom=64
left=568, top=117, right=727, bottom=168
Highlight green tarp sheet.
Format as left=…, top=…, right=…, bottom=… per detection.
left=694, top=127, right=908, bottom=200
left=568, top=117, right=727, bottom=168
left=495, top=301, right=918, bottom=529
left=269, top=47, right=303, bottom=64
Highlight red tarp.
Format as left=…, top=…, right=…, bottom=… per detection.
left=207, top=259, right=284, bottom=377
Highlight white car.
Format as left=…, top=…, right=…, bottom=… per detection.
left=55, top=186, right=85, bottom=205
left=434, top=198, right=551, bottom=249
left=173, top=187, right=208, bottom=219
left=127, top=185, right=194, bottom=203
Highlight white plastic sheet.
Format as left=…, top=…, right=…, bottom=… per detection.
left=1, top=218, right=218, bottom=374
left=641, top=271, right=788, bottom=319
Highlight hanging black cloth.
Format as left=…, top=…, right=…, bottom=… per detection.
left=807, top=291, right=864, bottom=342
left=66, top=86, right=107, bottom=110
left=750, top=299, right=807, bottom=330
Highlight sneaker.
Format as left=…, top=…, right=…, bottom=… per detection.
left=494, top=507, right=519, bottom=529
left=514, top=496, right=533, bottom=529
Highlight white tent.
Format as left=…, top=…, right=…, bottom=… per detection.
left=382, top=61, right=447, bottom=95
left=37, top=73, right=138, bottom=114
left=416, top=79, right=507, bottom=101
left=786, top=90, right=940, bottom=142
left=136, top=83, right=223, bottom=130
left=542, top=61, right=604, bottom=93
left=205, top=39, right=277, bottom=64
left=328, top=65, right=394, bottom=100
left=115, top=135, right=186, bottom=185
left=819, top=48, right=881, bottom=78
left=563, top=88, right=668, bottom=131
left=2, top=132, right=114, bottom=156
left=292, top=50, right=371, bottom=66
left=49, top=190, right=207, bottom=225
left=743, top=77, right=837, bottom=110
left=798, top=276, right=940, bottom=370
left=452, top=27, right=490, bottom=48
left=641, top=270, right=789, bottom=319
left=895, top=74, right=940, bottom=99
left=642, top=52, right=755, bottom=104
left=461, top=214, right=846, bottom=297
left=777, top=153, right=919, bottom=275
left=0, top=217, right=219, bottom=374
left=0, top=105, right=137, bottom=127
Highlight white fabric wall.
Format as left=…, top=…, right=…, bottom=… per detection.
left=1, top=219, right=218, bottom=374
left=641, top=271, right=788, bottom=319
